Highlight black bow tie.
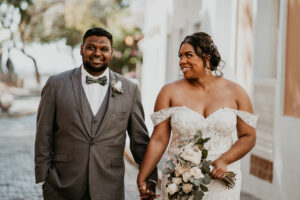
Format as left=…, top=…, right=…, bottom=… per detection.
left=86, top=76, right=107, bottom=86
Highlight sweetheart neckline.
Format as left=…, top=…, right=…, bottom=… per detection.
left=152, top=106, right=258, bottom=129
left=174, top=106, right=235, bottom=119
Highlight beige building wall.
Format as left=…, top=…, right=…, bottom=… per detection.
left=234, top=0, right=253, bottom=92
left=284, top=0, right=300, bottom=118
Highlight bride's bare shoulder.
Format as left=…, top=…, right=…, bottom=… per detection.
left=217, top=78, right=243, bottom=92
left=219, top=78, right=253, bottom=110
left=154, top=79, right=185, bottom=110
left=224, top=79, right=248, bottom=96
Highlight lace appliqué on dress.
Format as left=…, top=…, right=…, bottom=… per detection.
left=151, top=107, right=176, bottom=126
left=233, top=110, right=258, bottom=128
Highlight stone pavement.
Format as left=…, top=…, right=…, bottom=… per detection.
left=0, top=114, right=42, bottom=200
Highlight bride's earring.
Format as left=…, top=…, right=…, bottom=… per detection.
left=205, top=68, right=211, bottom=76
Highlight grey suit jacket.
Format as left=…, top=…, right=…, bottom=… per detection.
left=34, top=67, right=157, bottom=200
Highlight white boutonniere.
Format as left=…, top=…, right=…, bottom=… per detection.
left=111, top=80, right=124, bottom=97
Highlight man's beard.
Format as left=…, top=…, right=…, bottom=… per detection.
left=82, top=58, right=109, bottom=73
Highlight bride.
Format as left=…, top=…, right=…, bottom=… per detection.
left=137, top=32, right=258, bottom=200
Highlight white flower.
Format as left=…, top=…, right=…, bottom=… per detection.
left=182, top=171, right=191, bottom=182
left=111, top=80, right=124, bottom=94
left=180, top=145, right=201, bottom=165
left=175, top=166, right=186, bottom=177
left=182, top=183, right=193, bottom=194
left=190, top=167, right=204, bottom=179
left=185, top=148, right=195, bottom=155
left=172, top=177, right=182, bottom=185
left=191, top=154, right=201, bottom=165
left=167, top=183, right=178, bottom=195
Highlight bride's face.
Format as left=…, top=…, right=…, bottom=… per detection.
left=179, top=43, right=206, bottom=80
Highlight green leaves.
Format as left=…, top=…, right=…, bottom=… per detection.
left=193, top=191, right=204, bottom=200
left=194, top=179, right=202, bottom=186
left=167, top=160, right=176, bottom=170
left=194, top=130, right=210, bottom=152
left=201, top=160, right=211, bottom=174
left=197, top=137, right=210, bottom=146
left=202, top=174, right=211, bottom=185
left=189, top=177, right=195, bottom=183
left=169, top=153, right=178, bottom=160
left=162, top=167, right=172, bottom=175
left=197, top=144, right=203, bottom=150
left=200, top=184, right=208, bottom=192
left=195, top=130, right=202, bottom=138
left=201, top=149, right=208, bottom=159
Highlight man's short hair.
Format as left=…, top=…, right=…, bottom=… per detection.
left=83, top=27, right=113, bottom=46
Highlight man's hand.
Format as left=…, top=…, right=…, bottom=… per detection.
left=138, top=180, right=159, bottom=200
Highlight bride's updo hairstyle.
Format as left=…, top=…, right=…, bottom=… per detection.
left=179, top=32, right=223, bottom=77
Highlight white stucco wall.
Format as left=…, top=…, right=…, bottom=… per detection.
left=141, top=0, right=171, bottom=133
left=273, top=1, right=300, bottom=199
left=242, top=0, right=300, bottom=199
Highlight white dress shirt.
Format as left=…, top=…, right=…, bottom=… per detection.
left=81, top=66, right=110, bottom=116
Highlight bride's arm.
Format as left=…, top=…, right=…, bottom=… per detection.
left=137, top=85, right=172, bottom=185
left=211, top=85, right=256, bottom=179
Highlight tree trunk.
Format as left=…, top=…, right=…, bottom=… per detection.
left=0, top=53, right=3, bottom=73
left=21, top=49, right=41, bottom=85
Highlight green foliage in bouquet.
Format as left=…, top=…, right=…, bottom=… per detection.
left=163, top=130, right=236, bottom=200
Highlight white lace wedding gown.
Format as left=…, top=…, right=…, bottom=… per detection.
left=151, top=106, right=258, bottom=200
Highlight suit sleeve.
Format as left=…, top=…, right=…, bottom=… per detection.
left=34, top=76, right=56, bottom=183
left=127, top=84, right=158, bottom=182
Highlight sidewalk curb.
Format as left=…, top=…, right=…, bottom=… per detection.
left=0, top=110, right=36, bottom=118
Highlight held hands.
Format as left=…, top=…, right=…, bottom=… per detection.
left=211, top=157, right=228, bottom=180
left=138, top=180, right=160, bottom=200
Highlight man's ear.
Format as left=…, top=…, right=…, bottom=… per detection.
left=110, top=49, right=114, bottom=60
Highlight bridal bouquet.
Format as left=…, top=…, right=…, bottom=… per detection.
left=162, top=130, right=236, bottom=200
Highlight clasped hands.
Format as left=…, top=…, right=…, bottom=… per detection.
left=138, top=180, right=160, bottom=200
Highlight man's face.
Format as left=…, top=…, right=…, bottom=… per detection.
left=80, top=35, right=113, bottom=76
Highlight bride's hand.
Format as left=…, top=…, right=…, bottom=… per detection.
left=138, top=181, right=160, bottom=200
left=211, top=157, right=228, bottom=179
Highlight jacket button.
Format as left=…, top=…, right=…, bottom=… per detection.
left=90, top=141, right=94, bottom=146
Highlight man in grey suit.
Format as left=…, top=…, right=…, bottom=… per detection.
left=34, top=27, right=157, bottom=200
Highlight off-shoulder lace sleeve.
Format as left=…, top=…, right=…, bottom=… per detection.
left=151, top=107, right=176, bottom=126
left=233, top=110, right=259, bottom=128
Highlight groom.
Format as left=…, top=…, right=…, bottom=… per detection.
left=34, top=27, right=157, bottom=200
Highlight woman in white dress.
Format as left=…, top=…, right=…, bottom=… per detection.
left=137, top=32, right=258, bottom=200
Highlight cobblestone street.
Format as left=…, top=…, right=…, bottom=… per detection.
left=0, top=114, right=42, bottom=200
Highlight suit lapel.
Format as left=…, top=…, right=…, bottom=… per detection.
left=95, top=70, right=117, bottom=136
left=70, top=67, right=92, bottom=139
